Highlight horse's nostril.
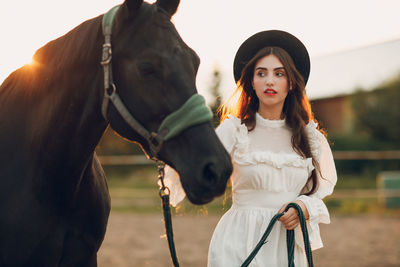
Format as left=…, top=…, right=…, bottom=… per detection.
left=202, top=163, right=217, bottom=185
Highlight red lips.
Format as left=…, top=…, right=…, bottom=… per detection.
left=264, top=88, right=277, bottom=95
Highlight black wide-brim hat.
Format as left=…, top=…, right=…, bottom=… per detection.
left=233, top=30, right=310, bottom=84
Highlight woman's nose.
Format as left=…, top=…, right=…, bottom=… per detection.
left=265, top=75, right=274, bottom=85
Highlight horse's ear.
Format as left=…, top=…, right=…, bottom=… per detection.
left=156, top=0, right=180, bottom=17
left=125, top=0, right=143, bottom=12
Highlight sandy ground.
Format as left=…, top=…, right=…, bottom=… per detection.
left=98, top=212, right=400, bottom=267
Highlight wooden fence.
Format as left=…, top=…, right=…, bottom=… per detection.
left=98, top=150, right=400, bottom=166
left=98, top=152, right=400, bottom=202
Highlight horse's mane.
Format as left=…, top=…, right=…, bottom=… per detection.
left=0, top=13, right=106, bottom=157
left=0, top=15, right=103, bottom=103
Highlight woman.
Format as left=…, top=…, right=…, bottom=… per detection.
left=165, top=30, right=337, bottom=266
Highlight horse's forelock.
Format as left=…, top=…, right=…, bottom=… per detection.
left=156, top=0, right=180, bottom=17
left=125, top=0, right=143, bottom=12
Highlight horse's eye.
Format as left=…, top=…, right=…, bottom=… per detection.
left=138, top=62, right=156, bottom=76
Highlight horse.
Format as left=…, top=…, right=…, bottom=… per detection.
left=0, top=0, right=232, bottom=265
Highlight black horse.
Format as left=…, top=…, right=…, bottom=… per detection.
left=0, top=0, right=232, bottom=265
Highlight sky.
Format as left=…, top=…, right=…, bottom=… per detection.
left=1, top=0, right=400, bottom=101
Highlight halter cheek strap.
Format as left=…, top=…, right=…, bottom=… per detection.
left=101, top=5, right=212, bottom=159
left=101, top=5, right=119, bottom=118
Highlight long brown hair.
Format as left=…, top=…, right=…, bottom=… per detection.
left=220, top=46, right=321, bottom=195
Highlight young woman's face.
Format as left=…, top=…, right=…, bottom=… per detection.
left=252, top=54, right=289, bottom=115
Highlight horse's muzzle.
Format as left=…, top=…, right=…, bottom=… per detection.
left=184, top=155, right=232, bottom=205
left=159, top=122, right=233, bottom=205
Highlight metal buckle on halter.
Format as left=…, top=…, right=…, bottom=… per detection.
left=101, top=43, right=112, bottom=66
left=157, top=161, right=170, bottom=197
left=105, top=83, right=116, bottom=97
left=149, top=132, right=165, bottom=158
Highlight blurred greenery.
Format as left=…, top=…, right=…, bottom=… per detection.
left=326, top=73, right=400, bottom=177
left=351, top=73, right=400, bottom=148
left=209, top=66, right=223, bottom=128
left=103, top=165, right=400, bottom=216
left=97, top=126, right=144, bottom=156
left=334, top=173, right=376, bottom=189
left=333, top=159, right=400, bottom=179
left=325, top=198, right=380, bottom=214
left=104, top=165, right=232, bottom=215
left=104, top=165, right=158, bottom=189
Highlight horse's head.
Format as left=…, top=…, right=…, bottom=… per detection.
left=103, top=0, right=232, bottom=204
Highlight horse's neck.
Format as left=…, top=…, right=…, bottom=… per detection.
left=0, top=16, right=108, bottom=183
left=32, top=19, right=111, bottom=207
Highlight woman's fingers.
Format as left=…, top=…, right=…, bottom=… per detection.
left=281, top=217, right=299, bottom=230
left=279, top=207, right=296, bottom=221
left=279, top=208, right=300, bottom=230
left=283, top=219, right=299, bottom=230
left=294, top=200, right=310, bottom=220
left=278, top=204, right=287, bottom=214
left=278, top=201, right=310, bottom=230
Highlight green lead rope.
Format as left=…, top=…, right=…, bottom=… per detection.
left=158, top=160, right=312, bottom=267
left=241, top=203, right=314, bottom=267
left=161, top=193, right=180, bottom=267
left=158, top=162, right=180, bottom=267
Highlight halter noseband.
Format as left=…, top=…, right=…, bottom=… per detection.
left=101, top=5, right=213, bottom=159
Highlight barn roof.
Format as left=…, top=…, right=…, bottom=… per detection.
left=306, top=38, right=400, bottom=100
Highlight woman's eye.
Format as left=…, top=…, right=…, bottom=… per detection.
left=276, top=72, right=285, bottom=77
left=257, top=72, right=265, bottom=77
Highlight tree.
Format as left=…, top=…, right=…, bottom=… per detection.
left=96, top=128, right=144, bottom=155
left=209, top=66, right=223, bottom=128
left=351, top=73, right=400, bottom=148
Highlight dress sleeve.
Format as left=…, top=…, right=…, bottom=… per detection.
left=215, top=115, right=238, bottom=155
left=295, top=123, right=337, bottom=250
left=160, top=165, right=186, bottom=207
left=161, top=116, right=238, bottom=207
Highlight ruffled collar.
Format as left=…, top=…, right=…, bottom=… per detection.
left=225, top=114, right=319, bottom=174
left=256, top=112, right=286, bottom=128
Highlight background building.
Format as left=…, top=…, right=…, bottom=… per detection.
left=307, top=38, right=400, bottom=135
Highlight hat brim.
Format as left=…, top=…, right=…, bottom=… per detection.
left=233, top=30, right=310, bottom=84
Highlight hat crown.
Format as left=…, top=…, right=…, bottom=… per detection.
left=233, top=30, right=310, bottom=84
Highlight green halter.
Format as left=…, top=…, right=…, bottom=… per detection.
left=101, top=5, right=213, bottom=158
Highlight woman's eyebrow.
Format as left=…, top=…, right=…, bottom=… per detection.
left=255, top=66, right=285, bottom=71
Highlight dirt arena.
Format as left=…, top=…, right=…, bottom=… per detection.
left=98, top=212, right=400, bottom=267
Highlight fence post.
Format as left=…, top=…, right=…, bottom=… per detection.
left=377, top=171, right=400, bottom=208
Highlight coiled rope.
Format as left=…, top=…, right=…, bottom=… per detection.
left=241, top=202, right=314, bottom=267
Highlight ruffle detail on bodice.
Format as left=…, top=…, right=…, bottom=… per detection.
left=235, top=150, right=314, bottom=173
left=226, top=115, right=316, bottom=174
left=304, top=120, right=322, bottom=161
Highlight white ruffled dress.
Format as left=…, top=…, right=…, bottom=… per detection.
left=164, top=113, right=337, bottom=267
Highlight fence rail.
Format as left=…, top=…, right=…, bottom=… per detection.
left=328, top=189, right=400, bottom=199
left=333, top=150, right=400, bottom=160
left=98, top=150, right=400, bottom=166
left=99, top=155, right=152, bottom=165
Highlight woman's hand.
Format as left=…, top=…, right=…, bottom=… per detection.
left=278, top=200, right=309, bottom=230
